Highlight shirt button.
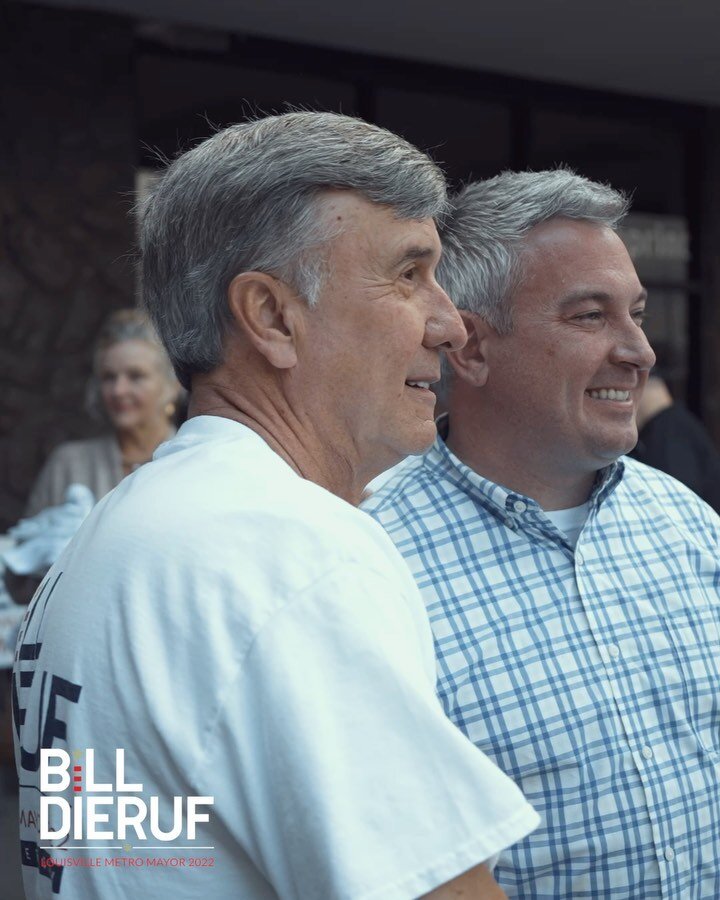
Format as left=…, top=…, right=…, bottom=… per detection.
left=664, top=847, right=675, bottom=862
left=513, top=500, right=527, bottom=513
left=608, top=644, right=620, bottom=660
left=642, top=745, right=654, bottom=760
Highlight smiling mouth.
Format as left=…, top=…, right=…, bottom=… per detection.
left=405, top=381, right=431, bottom=389
left=586, top=389, right=631, bottom=401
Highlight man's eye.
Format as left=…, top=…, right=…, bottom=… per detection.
left=574, top=311, right=602, bottom=322
left=632, top=309, right=648, bottom=326
left=401, top=267, right=417, bottom=281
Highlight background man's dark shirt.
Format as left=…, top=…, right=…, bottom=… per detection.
left=631, top=405, right=720, bottom=513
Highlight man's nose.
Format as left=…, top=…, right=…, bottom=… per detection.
left=425, top=286, right=467, bottom=352
left=612, top=321, right=656, bottom=370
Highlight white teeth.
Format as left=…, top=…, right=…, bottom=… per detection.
left=588, top=389, right=630, bottom=401
left=406, top=381, right=430, bottom=389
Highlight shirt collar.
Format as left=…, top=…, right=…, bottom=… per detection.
left=429, top=414, right=625, bottom=519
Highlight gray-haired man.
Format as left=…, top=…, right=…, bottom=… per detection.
left=13, top=114, right=538, bottom=899
left=365, top=170, right=720, bottom=897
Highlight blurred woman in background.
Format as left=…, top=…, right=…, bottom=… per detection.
left=25, top=308, right=180, bottom=516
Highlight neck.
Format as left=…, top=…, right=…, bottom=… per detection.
left=189, top=378, right=367, bottom=506
left=445, top=402, right=596, bottom=512
left=117, top=419, right=172, bottom=461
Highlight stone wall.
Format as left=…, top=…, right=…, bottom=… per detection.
left=0, top=4, right=136, bottom=530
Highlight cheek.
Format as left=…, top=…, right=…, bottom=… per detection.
left=141, top=382, right=167, bottom=407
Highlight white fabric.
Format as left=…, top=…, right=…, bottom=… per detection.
left=15, top=416, right=538, bottom=900
left=0, top=533, right=25, bottom=668
left=5, top=484, right=96, bottom=576
left=544, top=501, right=591, bottom=549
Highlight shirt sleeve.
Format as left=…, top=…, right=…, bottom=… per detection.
left=199, top=562, right=539, bottom=900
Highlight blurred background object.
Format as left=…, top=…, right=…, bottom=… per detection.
left=632, top=343, right=720, bottom=512
left=25, top=308, right=180, bottom=516
left=0, top=307, right=179, bottom=607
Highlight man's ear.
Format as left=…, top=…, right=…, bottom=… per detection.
left=445, top=311, right=493, bottom=387
left=227, top=272, right=302, bottom=369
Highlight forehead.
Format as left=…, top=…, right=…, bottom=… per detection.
left=516, top=218, right=641, bottom=305
left=320, top=190, right=441, bottom=264
left=98, top=339, right=163, bottom=371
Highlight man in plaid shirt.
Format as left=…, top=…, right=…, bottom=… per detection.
left=365, top=169, right=720, bottom=899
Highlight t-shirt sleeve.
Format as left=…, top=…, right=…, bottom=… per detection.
left=200, top=562, right=539, bottom=900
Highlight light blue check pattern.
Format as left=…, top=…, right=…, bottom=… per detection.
left=364, top=436, right=720, bottom=899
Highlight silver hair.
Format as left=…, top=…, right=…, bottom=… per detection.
left=140, top=111, right=448, bottom=389
left=438, top=168, right=630, bottom=333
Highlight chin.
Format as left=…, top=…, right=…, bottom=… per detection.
left=109, top=415, right=140, bottom=430
left=592, top=441, right=636, bottom=465
left=403, top=423, right=438, bottom=457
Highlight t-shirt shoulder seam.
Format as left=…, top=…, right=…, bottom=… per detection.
left=187, top=558, right=415, bottom=786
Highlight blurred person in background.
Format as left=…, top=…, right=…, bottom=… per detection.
left=631, top=343, right=720, bottom=513
left=25, top=308, right=180, bottom=516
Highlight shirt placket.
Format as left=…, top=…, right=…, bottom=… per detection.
left=573, top=522, right=678, bottom=898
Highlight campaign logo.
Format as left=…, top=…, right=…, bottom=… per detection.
left=40, top=749, right=214, bottom=842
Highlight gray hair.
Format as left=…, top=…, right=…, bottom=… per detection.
left=438, top=168, right=630, bottom=334
left=140, top=111, right=448, bottom=389
left=92, top=308, right=167, bottom=368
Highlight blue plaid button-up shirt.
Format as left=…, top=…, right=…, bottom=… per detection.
left=364, top=435, right=720, bottom=899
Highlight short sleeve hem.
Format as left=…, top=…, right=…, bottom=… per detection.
left=359, top=803, right=540, bottom=900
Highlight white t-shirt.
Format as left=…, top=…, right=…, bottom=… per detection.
left=14, top=416, right=538, bottom=900
left=544, top=501, right=591, bottom=549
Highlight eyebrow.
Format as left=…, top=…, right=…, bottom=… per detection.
left=390, top=245, right=438, bottom=269
left=558, top=286, right=648, bottom=308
